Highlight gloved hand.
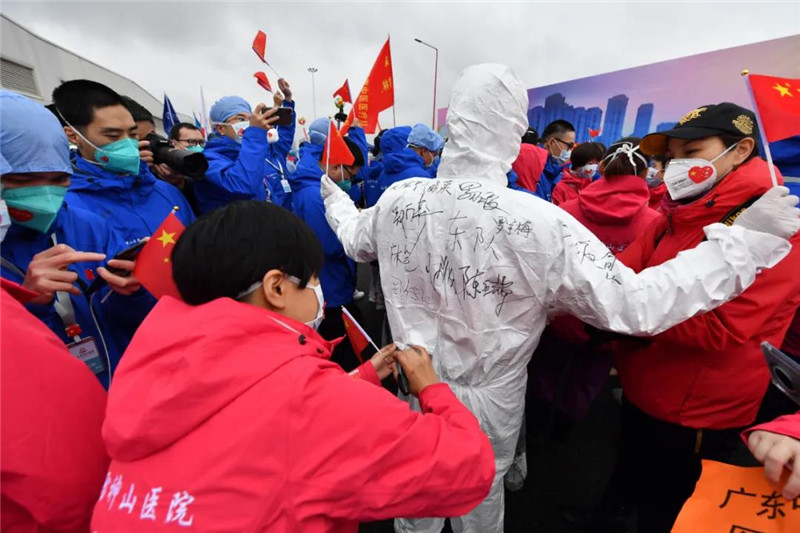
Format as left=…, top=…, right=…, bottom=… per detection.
left=734, top=186, right=800, bottom=239
left=321, top=174, right=345, bottom=202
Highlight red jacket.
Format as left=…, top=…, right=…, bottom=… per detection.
left=512, top=144, right=548, bottom=193
left=648, top=182, right=668, bottom=212
left=560, top=174, right=663, bottom=254
left=743, top=413, right=800, bottom=442
left=551, top=169, right=591, bottom=206
left=616, top=158, right=800, bottom=429
left=92, top=297, right=494, bottom=532
left=1, top=279, right=109, bottom=532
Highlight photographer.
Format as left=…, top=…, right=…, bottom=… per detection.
left=195, top=89, right=284, bottom=215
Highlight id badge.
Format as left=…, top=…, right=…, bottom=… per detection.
left=67, top=337, right=106, bottom=375
left=281, top=179, right=291, bottom=193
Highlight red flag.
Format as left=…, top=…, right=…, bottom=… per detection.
left=342, top=307, right=372, bottom=362
left=252, top=30, right=267, bottom=63
left=342, top=38, right=394, bottom=134
left=748, top=74, right=800, bottom=142
left=321, top=121, right=355, bottom=167
left=133, top=212, right=185, bottom=300
left=333, top=79, right=352, bottom=104
left=588, top=127, right=600, bottom=139
left=253, top=71, right=272, bottom=92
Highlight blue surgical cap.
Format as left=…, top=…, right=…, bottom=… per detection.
left=309, top=118, right=331, bottom=146
left=209, top=96, right=252, bottom=124
left=0, top=89, right=72, bottom=176
left=407, top=123, right=444, bottom=152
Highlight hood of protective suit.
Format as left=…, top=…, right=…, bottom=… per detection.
left=437, top=64, right=528, bottom=186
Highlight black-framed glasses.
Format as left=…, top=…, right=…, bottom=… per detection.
left=552, top=137, right=575, bottom=150
left=178, top=139, right=206, bottom=148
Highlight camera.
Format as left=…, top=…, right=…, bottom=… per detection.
left=145, top=133, right=208, bottom=180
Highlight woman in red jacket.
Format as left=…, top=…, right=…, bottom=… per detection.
left=551, top=141, right=605, bottom=206
left=608, top=103, right=800, bottom=532
left=91, top=201, right=495, bottom=532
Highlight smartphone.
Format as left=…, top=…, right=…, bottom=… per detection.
left=264, top=106, right=293, bottom=127
left=106, top=239, right=147, bottom=277
left=762, top=341, right=800, bottom=407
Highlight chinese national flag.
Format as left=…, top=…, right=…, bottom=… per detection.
left=748, top=74, right=800, bottom=142
left=341, top=307, right=371, bottom=363
left=252, top=30, right=267, bottom=63
left=321, top=120, right=355, bottom=167
left=342, top=38, right=394, bottom=135
left=254, top=71, right=272, bottom=92
left=333, top=79, right=352, bottom=104
left=133, top=212, right=185, bottom=300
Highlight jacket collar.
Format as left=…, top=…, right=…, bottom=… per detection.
left=70, top=152, right=156, bottom=193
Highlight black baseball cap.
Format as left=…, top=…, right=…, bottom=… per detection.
left=639, top=102, right=758, bottom=155
left=343, top=137, right=365, bottom=167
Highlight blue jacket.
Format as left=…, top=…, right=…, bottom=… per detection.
left=1, top=204, right=128, bottom=388
left=289, top=141, right=356, bottom=308
left=262, top=101, right=296, bottom=211
left=364, top=159, right=384, bottom=208
left=194, top=125, right=271, bottom=214
left=535, top=156, right=566, bottom=202
left=375, top=127, right=431, bottom=198
left=66, top=154, right=195, bottom=349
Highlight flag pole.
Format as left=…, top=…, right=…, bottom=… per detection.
left=742, top=69, right=779, bottom=187
left=200, top=86, right=210, bottom=140
left=325, top=122, right=331, bottom=177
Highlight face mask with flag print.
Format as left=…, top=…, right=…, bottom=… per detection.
left=664, top=142, right=739, bottom=201
left=1, top=185, right=66, bottom=233
left=228, top=121, right=249, bottom=142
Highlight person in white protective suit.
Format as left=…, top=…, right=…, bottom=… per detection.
left=320, top=64, right=800, bottom=533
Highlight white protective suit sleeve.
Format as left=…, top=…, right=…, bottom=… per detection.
left=324, top=185, right=792, bottom=337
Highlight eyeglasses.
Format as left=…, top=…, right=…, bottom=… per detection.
left=343, top=166, right=358, bottom=179
left=178, top=139, right=206, bottom=148
left=552, top=137, right=575, bottom=150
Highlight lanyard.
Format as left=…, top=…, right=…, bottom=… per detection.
left=264, top=157, right=285, bottom=178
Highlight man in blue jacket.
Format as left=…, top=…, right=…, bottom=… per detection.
left=51, top=79, right=195, bottom=349
left=377, top=124, right=443, bottom=197
left=261, top=79, right=297, bottom=211
left=1, top=90, right=142, bottom=388
left=290, top=117, right=367, bottom=369
left=198, top=83, right=291, bottom=214
left=535, top=120, right=575, bottom=201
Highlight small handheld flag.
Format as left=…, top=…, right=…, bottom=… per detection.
left=254, top=71, right=273, bottom=93
left=322, top=121, right=355, bottom=170
left=133, top=210, right=185, bottom=300
left=333, top=79, right=353, bottom=104
left=252, top=30, right=267, bottom=63
left=162, top=94, right=180, bottom=138
left=341, top=307, right=380, bottom=363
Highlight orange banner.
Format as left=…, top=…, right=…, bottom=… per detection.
left=672, top=460, right=800, bottom=532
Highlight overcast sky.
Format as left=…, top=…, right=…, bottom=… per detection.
left=2, top=1, right=799, bottom=134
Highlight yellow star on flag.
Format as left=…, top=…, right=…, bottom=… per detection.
left=773, top=83, right=793, bottom=97
left=163, top=257, right=170, bottom=263
left=157, top=230, right=177, bottom=247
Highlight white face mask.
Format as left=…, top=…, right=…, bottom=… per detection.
left=217, top=120, right=249, bottom=142
left=267, top=128, right=280, bottom=145
left=575, top=163, right=598, bottom=179
left=236, top=275, right=325, bottom=330
left=663, top=142, right=739, bottom=201
left=0, top=199, right=10, bottom=244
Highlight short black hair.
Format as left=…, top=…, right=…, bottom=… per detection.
left=571, top=142, right=606, bottom=169
left=120, top=95, right=154, bottom=125
left=372, top=129, right=387, bottom=157
left=540, top=120, right=575, bottom=142
left=719, top=131, right=759, bottom=164
left=603, top=136, right=648, bottom=177
left=51, top=79, right=127, bottom=128
left=522, top=127, right=539, bottom=145
left=173, top=201, right=324, bottom=305
left=170, top=122, right=199, bottom=141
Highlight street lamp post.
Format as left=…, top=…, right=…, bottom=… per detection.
left=307, top=67, right=318, bottom=118
left=414, top=38, right=439, bottom=130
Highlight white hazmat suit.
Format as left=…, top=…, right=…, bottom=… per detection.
left=322, top=64, right=792, bottom=532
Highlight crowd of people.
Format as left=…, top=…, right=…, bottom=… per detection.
left=2, top=61, right=800, bottom=533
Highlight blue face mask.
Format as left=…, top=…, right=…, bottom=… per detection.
left=1, top=185, right=66, bottom=233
